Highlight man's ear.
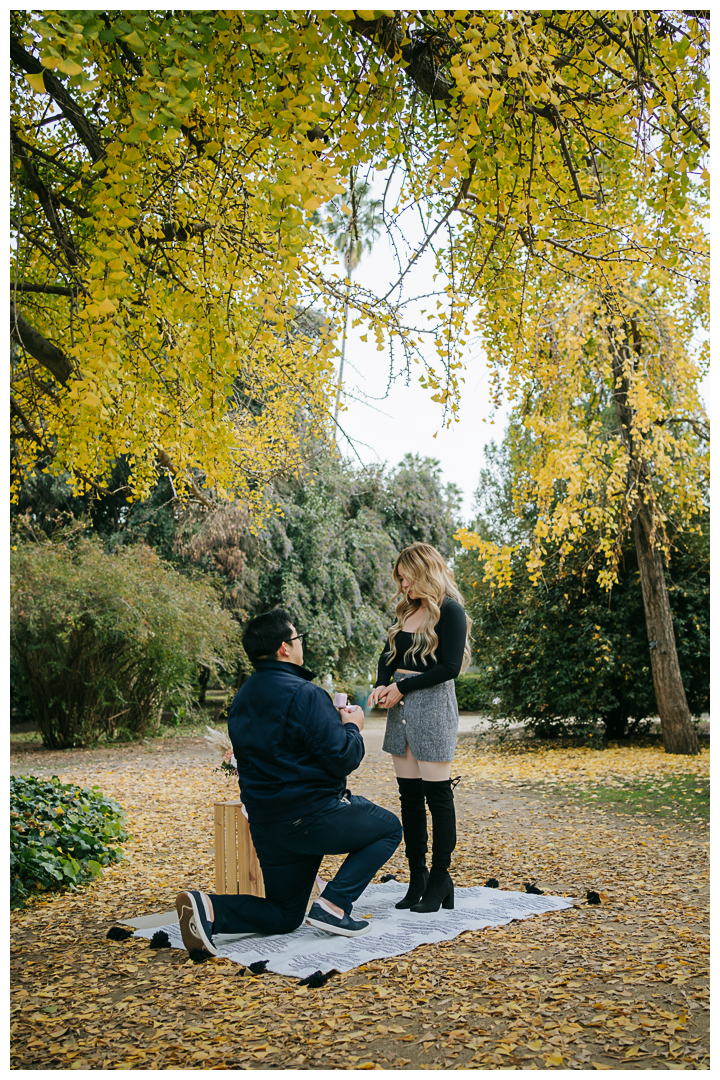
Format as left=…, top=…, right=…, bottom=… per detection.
left=276, top=640, right=290, bottom=659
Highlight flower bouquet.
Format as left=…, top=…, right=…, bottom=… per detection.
left=205, top=725, right=238, bottom=778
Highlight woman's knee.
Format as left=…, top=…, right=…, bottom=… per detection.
left=417, top=760, right=452, bottom=781
left=393, top=748, right=422, bottom=779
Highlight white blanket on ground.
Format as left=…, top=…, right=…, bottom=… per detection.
left=126, top=882, right=573, bottom=979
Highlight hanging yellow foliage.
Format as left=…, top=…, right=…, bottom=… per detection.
left=10, top=11, right=708, bottom=523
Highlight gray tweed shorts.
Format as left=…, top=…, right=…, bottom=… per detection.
left=382, top=679, right=459, bottom=762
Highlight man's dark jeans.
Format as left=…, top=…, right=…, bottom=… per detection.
left=210, top=794, right=402, bottom=936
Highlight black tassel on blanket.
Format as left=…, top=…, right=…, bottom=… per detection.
left=484, top=878, right=499, bottom=889
left=236, top=960, right=268, bottom=977
left=299, top=969, right=338, bottom=988
left=189, top=949, right=213, bottom=963
left=150, top=930, right=171, bottom=949
left=523, top=882, right=544, bottom=895
left=586, top=890, right=601, bottom=905
left=106, top=927, right=134, bottom=941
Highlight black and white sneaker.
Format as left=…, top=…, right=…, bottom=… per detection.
left=306, top=901, right=371, bottom=937
left=175, top=891, right=218, bottom=956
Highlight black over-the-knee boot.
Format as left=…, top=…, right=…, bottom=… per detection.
left=395, top=777, right=430, bottom=909
left=410, top=778, right=456, bottom=912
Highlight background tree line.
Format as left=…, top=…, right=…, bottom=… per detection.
left=10, top=448, right=462, bottom=747
left=11, top=426, right=708, bottom=750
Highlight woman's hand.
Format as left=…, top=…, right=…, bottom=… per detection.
left=378, top=683, right=404, bottom=709
left=366, top=685, right=387, bottom=709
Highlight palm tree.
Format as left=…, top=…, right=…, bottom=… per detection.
left=318, top=171, right=383, bottom=436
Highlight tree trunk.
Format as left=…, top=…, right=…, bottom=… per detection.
left=332, top=259, right=351, bottom=442
left=632, top=507, right=699, bottom=755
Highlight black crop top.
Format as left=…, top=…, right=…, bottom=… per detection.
left=375, top=597, right=467, bottom=695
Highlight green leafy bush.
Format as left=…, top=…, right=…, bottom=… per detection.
left=456, top=533, right=709, bottom=740
left=11, top=531, right=242, bottom=748
left=10, top=774, right=129, bottom=907
left=454, top=674, right=488, bottom=712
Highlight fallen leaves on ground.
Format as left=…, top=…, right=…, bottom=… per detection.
left=454, top=741, right=710, bottom=791
left=10, top=733, right=709, bottom=1071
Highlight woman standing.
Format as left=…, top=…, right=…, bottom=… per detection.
left=367, top=542, right=471, bottom=913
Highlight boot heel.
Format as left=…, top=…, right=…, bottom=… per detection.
left=409, top=871, right=454, bottom=913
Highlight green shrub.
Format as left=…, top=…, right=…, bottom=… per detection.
left=455, top=528, right=709, bottom=740
left=10, top=533, right=242, bottom=748
left=10, top=774, right=129, bottom=908
left=454, top=673, right=488, bottom=712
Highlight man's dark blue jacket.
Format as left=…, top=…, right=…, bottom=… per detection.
left=227, top=660, right=364, bottom=825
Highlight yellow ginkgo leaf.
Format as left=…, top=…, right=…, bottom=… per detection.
left=52, top=57, right=84, bottom=77
left=24, top=71, right=47, bottom=95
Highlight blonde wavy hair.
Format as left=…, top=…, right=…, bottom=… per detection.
left=385, top=542, right=472, bottom=672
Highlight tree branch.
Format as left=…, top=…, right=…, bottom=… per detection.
left=10, top=304, right=74, bottom=385
left=10, top=34, right=105, bottom=163
left=348, top=15, right=455, bottom=102
left=156, top=448, right=213, bottom=508
left=530, top=105, right=594, bottom=202
left=10, top=283, right=77, bottom=297
left=11, top=124, right=80, bottom=265
left=383, top=159, right=477, bottom=300
left=656, top=416, right=709, bottom=441
left=590, top=14, right=709, bottom=149
left=10, top=394, right=43, bottom=444
left=9, top=128, right=84, bottom=178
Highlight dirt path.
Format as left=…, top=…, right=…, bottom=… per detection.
left=11, top=727, right=709, bottom=1070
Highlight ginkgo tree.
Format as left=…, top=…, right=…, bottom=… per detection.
left=457, top=267, right=709, bottom=755
left=11, top=9, right=708, bottom=508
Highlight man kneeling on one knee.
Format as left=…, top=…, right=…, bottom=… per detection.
left=176, top=608, right=402, bottom=954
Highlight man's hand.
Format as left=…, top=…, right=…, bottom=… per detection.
left=366, top=685, right=387, bottom=709
left=340, top=707, right=364, bottom=732
left=377, top=683, right=404, bottom=709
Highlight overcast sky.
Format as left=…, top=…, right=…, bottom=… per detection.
left=324, top=194, right=505, bottom=525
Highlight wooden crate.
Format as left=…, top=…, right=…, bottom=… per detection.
left=213, top=800, right=324, bottom=910
left=214, top=801, right=265, bottom=897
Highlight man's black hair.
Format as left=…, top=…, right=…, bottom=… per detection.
left=243, top=608, right=295, bottom=665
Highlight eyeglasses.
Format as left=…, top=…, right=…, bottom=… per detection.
left=287, top=633, right=304, bottom=643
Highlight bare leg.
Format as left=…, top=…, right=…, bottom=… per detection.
left=393, top=743, right=451, bottom=781
left=417, top=758, right=452, bottom=781
left=392, top=744, right=422, bottom=778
